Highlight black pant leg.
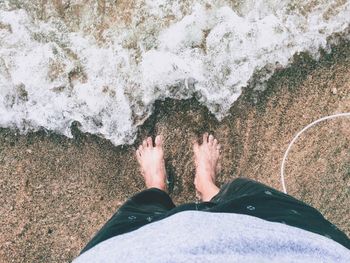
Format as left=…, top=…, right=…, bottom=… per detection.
left=210, top=177, right=291, bottom=202
left=209, top=177, right=350, bottom=249
left=80, top=188, right=175, bottom=254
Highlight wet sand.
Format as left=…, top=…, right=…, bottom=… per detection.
left=0, top=42, right=349, bottom=262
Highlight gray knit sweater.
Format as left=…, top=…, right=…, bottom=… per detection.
left=74, top=211, right=350, bottom=262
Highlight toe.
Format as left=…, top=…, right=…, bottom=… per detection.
left=142, top=139, right=147, bottom=148
left=147, top=137, right=153, bottom=147
left=216, top=144, right=221, bottom=151
left=203, top=133, right=209, bottom=144
left=138, top=145, right=144, bottom=152
left=208, top=134, right=214, bottom=145
left=155, top=135, right=163, bottom=147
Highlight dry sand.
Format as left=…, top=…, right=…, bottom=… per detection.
left=0, top=42, right=349, bottom=262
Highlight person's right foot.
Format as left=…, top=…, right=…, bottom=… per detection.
left=136, top=135, right=167, bottom=192
left=193, top=133, right=221, bottom=201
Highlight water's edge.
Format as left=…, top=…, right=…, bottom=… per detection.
left=1, top=38, right=349, bottom=148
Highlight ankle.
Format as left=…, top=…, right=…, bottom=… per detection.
left=195, top=178, right=220, bottom=201
left=201, top=184, right=220, bottom=201
left=146, top=179, right=166, bottom=192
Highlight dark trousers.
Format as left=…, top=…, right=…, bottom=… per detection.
left=80, top=178, right=350, bottom=254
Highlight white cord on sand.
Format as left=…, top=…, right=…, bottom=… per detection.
left=280, top=112, right=350, bottom=194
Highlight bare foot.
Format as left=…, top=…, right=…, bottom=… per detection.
left=193, top=133, right=221, bottom=201
left=136, top=135, right=167, bottom=192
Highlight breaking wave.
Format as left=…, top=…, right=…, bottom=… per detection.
left=0, top=0, right=349, bottom=145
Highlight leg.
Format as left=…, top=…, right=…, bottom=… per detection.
left=80, top=188, right=175, bottom=254
left=80, top=135, right=174, bottom=254
left=209, top=177, right=350, bottom=249
left=192, top=134, right=350, bottom=248
left=210, top=177, right=284, bottom=203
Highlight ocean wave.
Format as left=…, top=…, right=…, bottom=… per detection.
left=0, top=0, right=349, bottom=145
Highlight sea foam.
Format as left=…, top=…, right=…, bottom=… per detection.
left=0, top=0, right=349, bottom=145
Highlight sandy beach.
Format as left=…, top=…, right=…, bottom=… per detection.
left=0, top=39, right=350, bottom=262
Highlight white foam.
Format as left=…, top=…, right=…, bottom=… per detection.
left=0, top=1, right=349, bottom=145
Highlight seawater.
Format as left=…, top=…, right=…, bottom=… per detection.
left=0, top=0, right=349, bottom=145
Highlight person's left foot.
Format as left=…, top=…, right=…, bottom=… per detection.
left=136, top=135, right=167, bottom=192
left=193, top=133, right=221, bottom=201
